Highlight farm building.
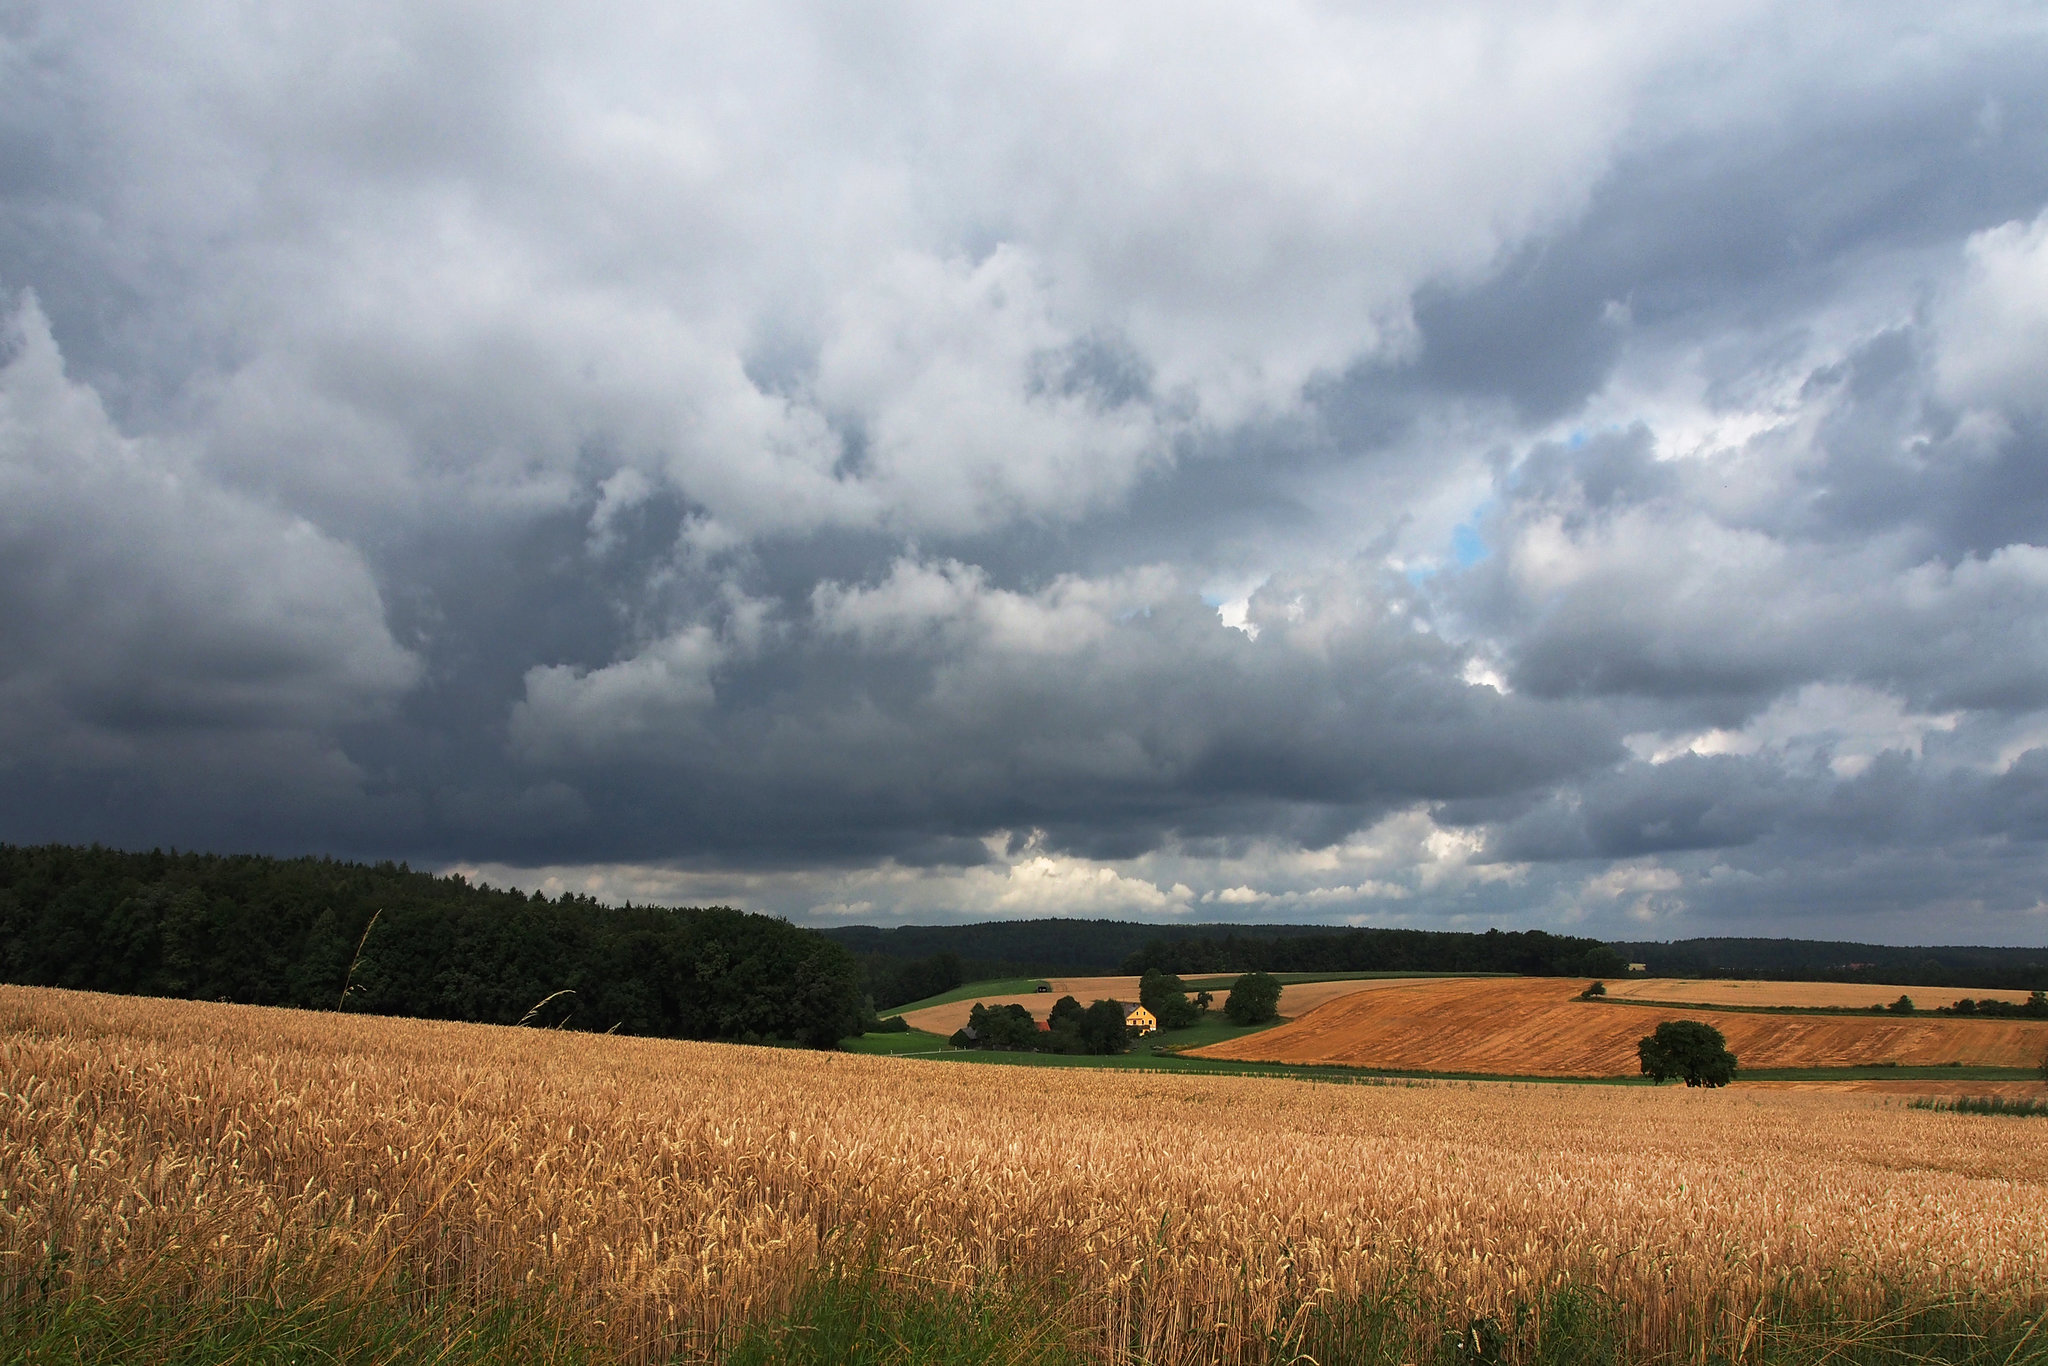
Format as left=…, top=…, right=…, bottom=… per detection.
left=1122, top=1003, right=1158, bottom=1035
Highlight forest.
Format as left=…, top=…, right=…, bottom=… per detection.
left=0, top=844, right=865, bottom=1046
left=1119, top=925, right=1628, bottom=978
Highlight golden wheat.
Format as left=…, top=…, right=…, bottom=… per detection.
left=4, top=985, right=2046, bottom=1364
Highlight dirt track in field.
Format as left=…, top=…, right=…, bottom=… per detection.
left=1186, top=977, right=2048, bottom=1076
left=1606, top=978, right=2035, bottom=1010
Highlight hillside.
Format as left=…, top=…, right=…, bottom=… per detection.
left=0, top=844, right=862, bottom=1045
left=1188, top=977, right=2048, bottom=1076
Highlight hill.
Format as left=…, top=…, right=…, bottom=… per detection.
left=0, top=843, right=862, bottom=1045
left=829, top=920, right=2048, bottom=999
left=1611, top=937, right=2048, bottom=990
left=1189, top=977, right=2048, bottom=1076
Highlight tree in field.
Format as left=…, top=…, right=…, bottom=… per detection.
left=1223, top=971, right=1282, bottom=1025
left=2038, top=1043, right=2048, bottom=1083
left=1139, top=968, right=1203, bottom=1029
left=1637, top=1020, right=1737, bottom=1087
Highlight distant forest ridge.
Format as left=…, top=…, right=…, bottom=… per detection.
left=0, top=844, right=865, bottom=1046
left=1611, top=937, right=2048, bottom=991
left=823, top=919, right=2048, bottom=1001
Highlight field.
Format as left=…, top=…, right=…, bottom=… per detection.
left=7, top=985, right=2048, bottom=1365
left=895, top=974, right=1449, bottom=1037
left=1189, top=977, right=2048, bottom=1076
left=1605, top=979, right=2037, bottom=1010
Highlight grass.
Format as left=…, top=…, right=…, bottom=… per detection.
left=858, top=1038, right=2048, bottom=1088
left=1908, top=1095, right=2048, bottom=1117
left=16, top=1273, right=2044, bottom=1366
left=0, top=1275, right=600, bottom=1366
left=913, top=1042, right=1666, bottom=1085
left=879, top=978, right=1048, bottom=1015
left=1179, top=970, right=1500, bottom=991
left=726, top=1266, right=1088, bottom=1366
left=842, top=1029, right=953, bottom=1055
left=853, top=1026, right=2041, bottom=1087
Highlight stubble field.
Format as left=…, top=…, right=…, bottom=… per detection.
left=1188, top=977, right=2048, bottom=1075
left=4, top=984, right=2047, bottom=1364
left=1604, top=979, right=2037, bottom=1010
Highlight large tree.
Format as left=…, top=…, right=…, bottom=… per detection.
left=1139, top=968, right=1203, bottom=1029
left=1223, top=971, right=1283, bottom=1025
left=1637, top=1020, right=1738, bottom=1087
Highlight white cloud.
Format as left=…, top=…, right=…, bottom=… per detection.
left=510, top=626, right=725, bottom=763
left=1937, top=207, right=2048, bottom=418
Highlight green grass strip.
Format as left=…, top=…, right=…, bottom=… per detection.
left=1909, top=1094, right=2048, bottom=1117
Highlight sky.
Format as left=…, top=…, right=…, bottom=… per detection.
left=5, top=3, right=2048, bottom=942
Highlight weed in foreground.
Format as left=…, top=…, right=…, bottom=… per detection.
left=0, top=1278, right=599, bottom=1366
left=1909, top=1095, right=2048, bottom=1117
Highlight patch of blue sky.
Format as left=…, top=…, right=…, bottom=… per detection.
left=1452, top=522, right=1489, bottom=566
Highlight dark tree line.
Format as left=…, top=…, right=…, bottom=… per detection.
left=1610, top=938, right=2048, bottom=991
left=0, top=844, right=865, bottom=1047
left=950, top=996, right=1139, bottom=1055
left=1121, top=927, right=1625, bottom=979
left=1937, top=992, right=2048, bottom=1018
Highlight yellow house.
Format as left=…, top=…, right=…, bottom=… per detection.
left=1122, top=1003, right=1158, bottom=1035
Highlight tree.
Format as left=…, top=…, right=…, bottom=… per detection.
left=958, top=1001, right=1040, bottom=1050
left=1886, top=994, right=1915, bottom=1015
left=1578, top=980, right=1606, bottom=999
left=1139, top=968, right=1203, bottom=1029
left=1223, top=971, right=1282, bottom=1025
left=1048, top=994, right=1085, bottom=1032
left=1076, top=999, right=1135, bottom=1054
left=1637, top=1020, right=1737, bottom=1087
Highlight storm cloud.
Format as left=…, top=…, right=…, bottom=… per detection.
left=4, top=2, right=2048, bottom=941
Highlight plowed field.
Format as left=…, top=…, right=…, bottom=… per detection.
left=896, top=974, right=1448, bottom=1036
left=1607, top=978, right=2035, bottom=1010
left=1187, top=976, right=2048, bottom=1076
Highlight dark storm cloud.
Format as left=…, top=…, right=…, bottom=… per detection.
left=6, top=3, right=2048, bottom=936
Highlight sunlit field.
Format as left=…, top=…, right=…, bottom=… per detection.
left=1190, top=977, right=2048, bottom=1076
left=5, top=985, right=2047, bottom=1364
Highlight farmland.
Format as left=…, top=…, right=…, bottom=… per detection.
left=7, top=985, right=2048, bottom=1364
left=1604, top=978, right=2036, bottom=1010
left=894, top=973, right=1449, bottom=1036
left=1189, top=977, right=2048, bottom=1076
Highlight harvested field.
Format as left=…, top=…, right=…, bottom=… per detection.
left=1188, top=976, right=2048, bottom=1076
left=5, top=984, right=2047, bottom=1364
left=896, top=973, right=1440, bottom=1036
left=1607, top=978, right=2037, bottom=1011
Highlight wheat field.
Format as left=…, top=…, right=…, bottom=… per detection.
left=1189, top=977, right=2048, bottom=1075
left=4, top=984, right=2047, bottom=1364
